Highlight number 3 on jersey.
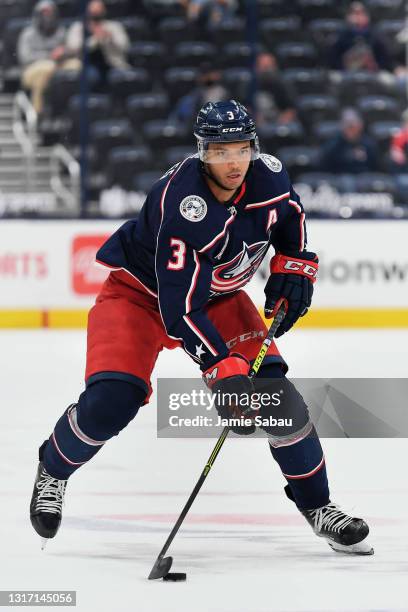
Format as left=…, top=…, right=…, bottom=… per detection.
left=167, top=238, right=186, bottom=270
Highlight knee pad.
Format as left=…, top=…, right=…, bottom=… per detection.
left=76, top=379, right=147, bottom=440
left=253, top=371, right=312, bottom=448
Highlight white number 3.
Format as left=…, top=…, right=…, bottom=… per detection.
left=167, top=238, right=186, bottom=270
left=227, top=111, right=234, bottom=120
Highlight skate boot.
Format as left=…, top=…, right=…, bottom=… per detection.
left=30, top=461, right=67, bottom=543
left=301, top=502, right=374, bottom=555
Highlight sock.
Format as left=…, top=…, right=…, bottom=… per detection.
left=259, top=363, right=330, bottom=510
left=42, top=379, right=146, bottom=480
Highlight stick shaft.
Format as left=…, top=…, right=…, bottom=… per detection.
left=150, top=305, right=286, bottom=565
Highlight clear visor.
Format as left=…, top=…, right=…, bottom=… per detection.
left=198, top=138, right=260, bottom=164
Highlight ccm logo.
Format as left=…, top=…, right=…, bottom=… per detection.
left=284, top=260, right=317, bottom=277
left=205, top=367, right=218, bottom=382
left=221, top=127, right=243, bottom=133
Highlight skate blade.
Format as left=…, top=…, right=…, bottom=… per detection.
left=40, top=538, right=48, bottom=551
left=328, top=539, right=374, bottom=555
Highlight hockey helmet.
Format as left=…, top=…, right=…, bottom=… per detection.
left=194, top=100, right=260, bottom=163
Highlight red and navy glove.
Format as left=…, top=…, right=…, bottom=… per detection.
left=264, top=251, right=318, bottom=338
left=203, top=354, right=256, bottom=435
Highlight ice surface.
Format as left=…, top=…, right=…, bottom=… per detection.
left=0, top=329, right=407, bottom=612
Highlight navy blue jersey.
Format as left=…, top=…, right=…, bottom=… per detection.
left=96, top=154, right=307, bottom=369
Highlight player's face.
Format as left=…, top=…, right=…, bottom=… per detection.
left=205, top=142, right=252, bottom=191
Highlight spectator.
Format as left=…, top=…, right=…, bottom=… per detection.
left=390, top=109, right=408, bottom=169
left=329, top=2, right=392, bottom=72
left=17, top=0, right=68, bottom=114
left=65, top=0, right=130, bottom=86
left=183, top=0, right=237, bottom=29
left=321, top=108, right=379, bottom=174
left=170, top=63, right=228, bottom=125
left=255, top=52, right=297, bottom=125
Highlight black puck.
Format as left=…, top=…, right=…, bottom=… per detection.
left=163, top=572, right=187, bottom=582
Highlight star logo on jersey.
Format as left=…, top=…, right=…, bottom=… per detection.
left=195, top=344, right=206, bottom=360
left=180, top=195, right=207, bottom=222
left=211, top=241, right=269, bottom=294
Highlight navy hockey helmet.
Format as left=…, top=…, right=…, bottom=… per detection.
left=194, top=100, right=260, bottom=163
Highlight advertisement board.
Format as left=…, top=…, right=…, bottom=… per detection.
left=0, top=220, right=406, bottom=327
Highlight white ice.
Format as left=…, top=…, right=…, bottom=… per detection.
left=1, top=329, right=407, bottom=612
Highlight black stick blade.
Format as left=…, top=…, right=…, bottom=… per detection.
left=148, top=555, right=173, bottom=580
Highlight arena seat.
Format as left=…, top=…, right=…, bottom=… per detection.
left=338, top=72, right=398, bottom=105
left=297, top=0, right=340, bottom=21
left=255, top=0, right=297, bottom=19
left=309, top=18, right=343, bottom=52
left=157, top=17, right=197, bottom=45
left=102, top=0, right=131, bottom=18
left=142, top=120, right=191, bottom=153
left=283, top=68, right=330, bottom=96
left=211, top=17, right=246, bottom=46
left=277, top=145, right=319, bottom=178
left=127, top=93, right=170, bottom=126
left=173, top=42, right=217, bottom=68
left=162, top=146, right=196, bottom=167
left=120, top=16, right=152, bottom=41
left=67, top=94, right=112, bottom=143
left=108, top=145, right=153, bottom=190
left=369, top=121, right=401, bottom=153
left=163, top=67, right=199, bottom=102
left=45, top=70, right=97, bottom=117
left=357, top=95, right=401, bottom=125
left=91, top=119, right=135, bottom=168
left=298, top=94, right=339, bottom=125
left=142, top=0, right=184, bottom=20
left=365, top=0, right=404, bottom=21
left=258, top=122, right=305, bottom=150
left=107, top=68, right=151, bottom=102
left=275, top=42, right=318, bottom=69
left=223, top=67, right=252, bottom=100
left=128, top=41, right=167, bottom=73
left=312, top=120, right=341, bottom=144
left=221, top=43, right=254, bottom=69
left=260, top=16, right=303, bottom=50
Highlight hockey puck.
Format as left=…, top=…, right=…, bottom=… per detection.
left=163, top=572, right=187, bottom=582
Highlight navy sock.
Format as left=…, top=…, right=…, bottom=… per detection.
left=258, top=364, right=330, bottom=510
left=42, top=380, right=146, bottom=480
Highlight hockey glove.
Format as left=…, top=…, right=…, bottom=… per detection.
left=264, top=251, right=318, bottom=338
left=203, top=354, right=256, bottom=435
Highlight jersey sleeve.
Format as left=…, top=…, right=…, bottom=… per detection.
left=271, top=185, right=308, bottom=254
left=155, top=219, right=229, bottom=369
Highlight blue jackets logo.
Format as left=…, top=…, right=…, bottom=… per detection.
left=211, top=241, right=269, bottom=293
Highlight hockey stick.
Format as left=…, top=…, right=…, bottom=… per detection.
left=148, top=303, right=286, bottom=580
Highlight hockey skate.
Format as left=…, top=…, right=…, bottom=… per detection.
left=301, top=502, right=374, bottom=555
left=284, top=485, right=373, bottom=555
left=30, top=461, right=67, bottom=547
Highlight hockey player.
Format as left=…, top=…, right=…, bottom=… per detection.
left=30, top=100, right=373, bottom=555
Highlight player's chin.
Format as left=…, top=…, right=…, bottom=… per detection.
left=222, top=175, right=244, bottom=190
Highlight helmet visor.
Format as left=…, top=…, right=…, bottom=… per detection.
left=198, top=137, right=260, bottom=164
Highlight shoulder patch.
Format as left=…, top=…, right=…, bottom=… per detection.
left=261, top=154, right=282, bottom=173
left=180, top=195, right=207, bottom=222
